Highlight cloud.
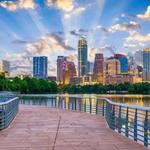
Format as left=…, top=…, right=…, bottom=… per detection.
left=137, top=6, right=150, bottom=20
left=12, top=39, right=32, bottom=44
left=70, top=29, right=88, bottom=37
left=0, top=0, right=36, bottom=11
left=64, top=6, right=86, bottom=19
left=109, top=21, right=140, bottom=33
left=46, top=0, right=74, bottom=12
left=126, top=31, right=150, bottom=42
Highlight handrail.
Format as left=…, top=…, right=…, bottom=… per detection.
left=0, top=97, right=19, bottom=105
left=0, top=96, right=19, bottom=130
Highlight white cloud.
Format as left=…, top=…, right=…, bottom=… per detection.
left=137, top=6, right=150, bottom=20
left=126, top=32, right=150, bottom=42
left=0, top=0, right=36, bottom=11
left=109, top=21, right=140, bottom=33
left=46, top=0, right=74, bottom=12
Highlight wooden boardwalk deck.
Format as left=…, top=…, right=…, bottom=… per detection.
left=0, top=105, right=148, bottom=150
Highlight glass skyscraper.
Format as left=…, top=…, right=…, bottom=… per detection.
left=33, top=56, right=48, bottom=79
left=114, top=54, right=128, bottom=74
left=78, top=37, right=88, bottom=77
left=143, top=48, right=150, bottom=81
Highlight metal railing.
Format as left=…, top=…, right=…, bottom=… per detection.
left=19, top=94, right=150, bottom=147
left=0, top=97, right=19, bottom=130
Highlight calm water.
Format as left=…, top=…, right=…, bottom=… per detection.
left=20, top=94, right=150, bottom=107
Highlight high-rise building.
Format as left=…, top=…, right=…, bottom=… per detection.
left=134, top=50, right=143, bottom=66
left=105, top=57, right=120, bottom=76
left=0, top=60, right=10, bottom=76
left=57, top=56, right=76, bottom=84
left=57, top=56, right=66, bottom=83
left=114, top=54, right=128, bottom=74
left=87, top=61, right=94, bottom=74
left=92, top=53, right=104, bottom=83
left=143, top=48, right=150, bottom=81
left=33, top=56, right=48, bottom=79
left=78, top=37, right=88, bottom=77
left=93, top=53, right=104, bottom=75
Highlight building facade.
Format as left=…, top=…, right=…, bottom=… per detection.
left=33, top=56, right=48, bottom=79
left=105, top=57, right=120, bottom=76
left=57, top=56, right=66, bottom=83
left=143, top=48, right=150, bottom=81
left=78, top=37, right=88, bottom=77
left=0, top=60, right=10, bottom=77
left=114, top=54, right=128, bottom=74
left=57, top=56, right=76, bottom=84
left=93, top=53, right=104, bottom=83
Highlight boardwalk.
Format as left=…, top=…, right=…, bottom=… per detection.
left=0, top=105, right=148, bottom=150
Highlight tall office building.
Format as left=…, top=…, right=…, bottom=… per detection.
left=33, top=56, right=48, bottom=79
left=57, top=56, right=76, bottom=84
left=0, top=60, right=10, bottom=76
left=105, top=57, right=121, bottom=76
left=114, top=54, right=128, bottom=74
left=87, top=61, right=94, bottom=74
left=78, top=37, right=88, bottom=77
left=143, top=48, right=150, bottom=81
left=92, top=54, right=104, bottom=83
left=57, top=56, right=66, bottom=83
left=93, top=53, right=104, bottom=75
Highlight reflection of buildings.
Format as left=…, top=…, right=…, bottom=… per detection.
left=0, top=60, right=10, bottom=77
left=33, top=56, right=48, bottom=79
left=78, top=37, right=88, bottom=77
left=143, top=48, right=150, bottom=81
left=93, top=53, right=104, bottom=84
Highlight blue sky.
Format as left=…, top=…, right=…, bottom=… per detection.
left=0, top=0, right=150, bottom=76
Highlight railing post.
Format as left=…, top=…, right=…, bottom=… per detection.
left=102, top=100, right=105, bottom=116
left=84, top=99, right=86, bottom=112
left=125, top=107, right=129, bottom=137
left=110, top=105, right=115, bottom=130
left=74, top=98, right=77, bottom=111
left=90, top=98, right=92, bottom=114
left=96, top=100, right=98, bottom=115
left=144, top=110, right=148, bottom=147
left=134, top=109, right=137, bottom=141
left=118, top=106, right=122, bottom=133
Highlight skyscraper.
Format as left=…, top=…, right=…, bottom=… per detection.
left=114, top=54, right=128, bottom=74
left=0, top=60, right=10, bottom=76
left=33, top=56, right=48, bottom=79
left=143, top=48, right=150, bottom=81
left=78, top=37, right=88, bottom=77
left=105, top=57, right=120, bottom=76
left=57, top=56, right=76, bottom=84
left=92, top=54, right=104, bottom=83
left=93, top=53, right=104, bottom=75
left=57, top=56, right=66, bottom=83
left=87, top=61, right=94, bottom=74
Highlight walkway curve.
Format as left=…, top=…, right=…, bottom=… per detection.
left=0, top=105, right=148, bottom=150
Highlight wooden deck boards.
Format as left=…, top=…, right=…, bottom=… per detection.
left=0, top=105, right=148, bottom=150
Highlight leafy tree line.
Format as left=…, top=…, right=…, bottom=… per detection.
left=0, top=75, right=58, bottom=94
left=0, top=75, right=150, bottom=94
left=61, top=83, right=150, bottom=94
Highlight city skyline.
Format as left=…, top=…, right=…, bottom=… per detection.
left=0, top=0, right=150, bottom=76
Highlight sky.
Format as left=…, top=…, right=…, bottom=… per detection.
left=0, top=0, right=150, bottom=76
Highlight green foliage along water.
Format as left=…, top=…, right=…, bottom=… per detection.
left=0, top=75, right=58, bottom=94
left=0, top=75, right=150, bottom=94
